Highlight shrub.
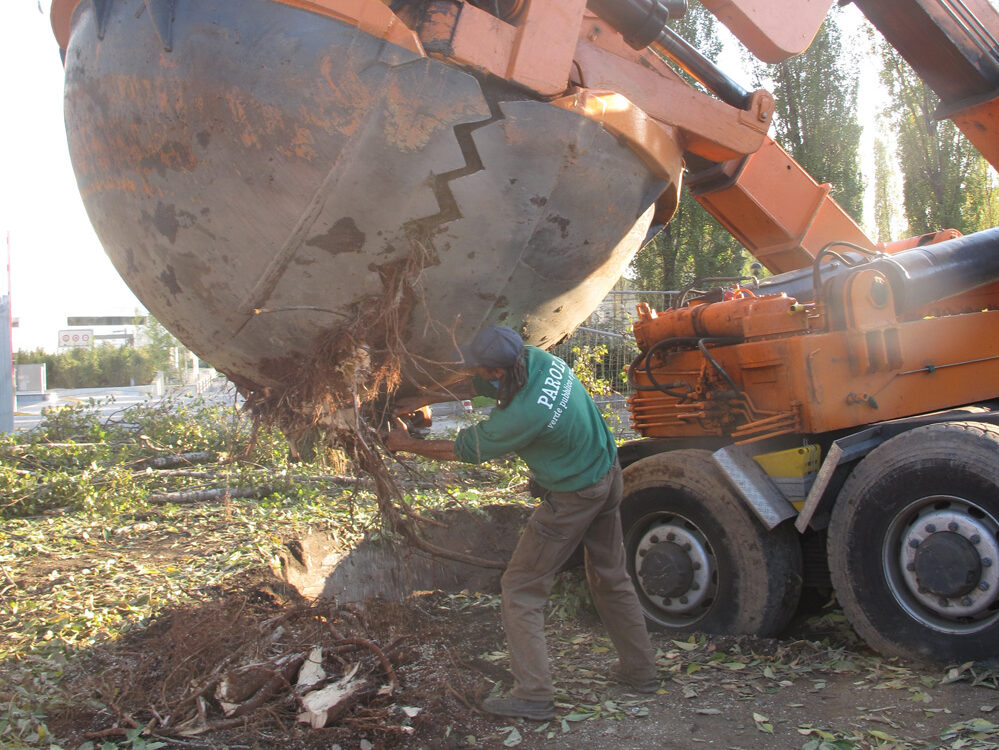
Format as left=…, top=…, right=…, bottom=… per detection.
left=15, top=344, right=157, bottom=389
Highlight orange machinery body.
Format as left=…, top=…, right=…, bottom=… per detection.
left=629, top=277, right=999, bottom=443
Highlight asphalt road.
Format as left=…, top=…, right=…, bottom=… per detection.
left=12, top=376, right=235, bottom=432
left=11, top=380, right=478, bottom=435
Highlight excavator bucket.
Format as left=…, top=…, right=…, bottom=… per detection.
left=56, top=0, right=671, bottom=390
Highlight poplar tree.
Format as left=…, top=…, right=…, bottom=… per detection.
left=872, top=137, right=896, bottom=243
left=631, top=5, right=743, bottom=293
left=879, top=44, right=999, bottom=235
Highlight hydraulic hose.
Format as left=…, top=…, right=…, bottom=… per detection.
left=585, top=0, right=753, bottom=109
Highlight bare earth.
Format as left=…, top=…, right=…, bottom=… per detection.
left=37, top=565, right=998, bottom=750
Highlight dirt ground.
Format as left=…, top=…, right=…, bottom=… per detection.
left=39, top=567, right=998, bottom=750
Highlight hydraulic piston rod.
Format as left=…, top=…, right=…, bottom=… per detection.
left=586, top=0, right=753, bottom=109
left=757, top=226, right=999, bottom=315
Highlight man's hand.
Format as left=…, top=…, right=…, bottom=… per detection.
left=394, top=395, right=430, bottom=416
left=383, top=417, right=417, bottom=453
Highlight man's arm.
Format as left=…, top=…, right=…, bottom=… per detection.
left=383, top=419, right=459, bottom=460
left=394, top=378, right=477, bottom=415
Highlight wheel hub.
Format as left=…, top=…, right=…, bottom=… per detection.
left=896, top=505, right=999, bottom=619
left=634, top=520, right=715, bottom=617
left=913, top=532, right=981, bottom=597
left=639, top=542, right=694, bottom=598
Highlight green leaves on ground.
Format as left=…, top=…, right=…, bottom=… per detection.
left=0, top=395, right=529, bottom=748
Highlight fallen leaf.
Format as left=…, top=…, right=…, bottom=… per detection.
left=942, top=662, right=976, bottom=685
left=753, top=712, right=774, bottom=734
left=503, top=727, right=522, bottom=747
left=868, top=729, right=899, bottom=741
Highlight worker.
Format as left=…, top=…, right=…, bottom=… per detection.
left=385, top=325, right=658, bottom=721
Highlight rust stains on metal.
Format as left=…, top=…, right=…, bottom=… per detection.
left=318, top=56, right=374, bottom=138
left=223, top=92, right=286, bottom=150
left=288, top=126, right=318, bottom=161
left=78, top=176, right=141, bottom=201
left=382, top=80, right=487, bottom=153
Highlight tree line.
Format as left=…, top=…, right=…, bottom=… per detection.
left=630, top=4, right=998, bottom=292
left=15, top=317, right=183, bottom=389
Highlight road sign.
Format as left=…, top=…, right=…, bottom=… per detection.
left=58, top=329, right=94, bottom=348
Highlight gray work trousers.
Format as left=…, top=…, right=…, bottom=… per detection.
left=501, top=461, right=656, bottom=701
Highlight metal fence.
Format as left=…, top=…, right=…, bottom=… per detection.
left=552, top=289, right=678, bottom=439
left=552, top=326, right=638, bottom=395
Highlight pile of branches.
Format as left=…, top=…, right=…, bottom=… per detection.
left=78, top=591, right=422, bottom=745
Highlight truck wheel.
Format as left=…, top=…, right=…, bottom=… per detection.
left=620, top=450, right=802, bottom=636
left=828, top=421, right=999, bottom=662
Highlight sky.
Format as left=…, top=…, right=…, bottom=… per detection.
left=0, top=0, right=144, bottom=353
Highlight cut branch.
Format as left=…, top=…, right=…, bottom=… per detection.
left=146, top=487, right=272, bottom=505
left=134, top=451, right=216, bottom=470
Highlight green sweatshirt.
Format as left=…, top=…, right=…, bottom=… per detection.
left=453, top=346, right=616, bottom=492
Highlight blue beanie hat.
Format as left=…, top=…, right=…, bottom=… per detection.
left=459, top=325, right=524, bottom=368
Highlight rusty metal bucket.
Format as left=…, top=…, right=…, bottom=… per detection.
left=60, top=0, right=669, bottom=390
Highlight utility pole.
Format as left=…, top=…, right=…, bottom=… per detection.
left=0, top=232, right=13, bottom=433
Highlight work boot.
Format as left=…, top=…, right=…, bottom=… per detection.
left=611, top=663, right=659, bottom=694
left=481, top=694, right=555, bottom=721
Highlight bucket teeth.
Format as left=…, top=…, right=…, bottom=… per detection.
left=144, top=0, right=177, bottom=51
left=91, top=0, right=113, bottom=39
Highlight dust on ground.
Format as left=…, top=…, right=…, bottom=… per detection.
left=32, top=561, right=999, bottom=750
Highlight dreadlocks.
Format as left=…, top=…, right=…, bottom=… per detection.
left=495, top=347, right=528, bottom=409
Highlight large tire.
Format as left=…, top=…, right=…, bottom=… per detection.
left=828, top=421, right=999, bottom=663
left=620, top=450, right=802, bottom=636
